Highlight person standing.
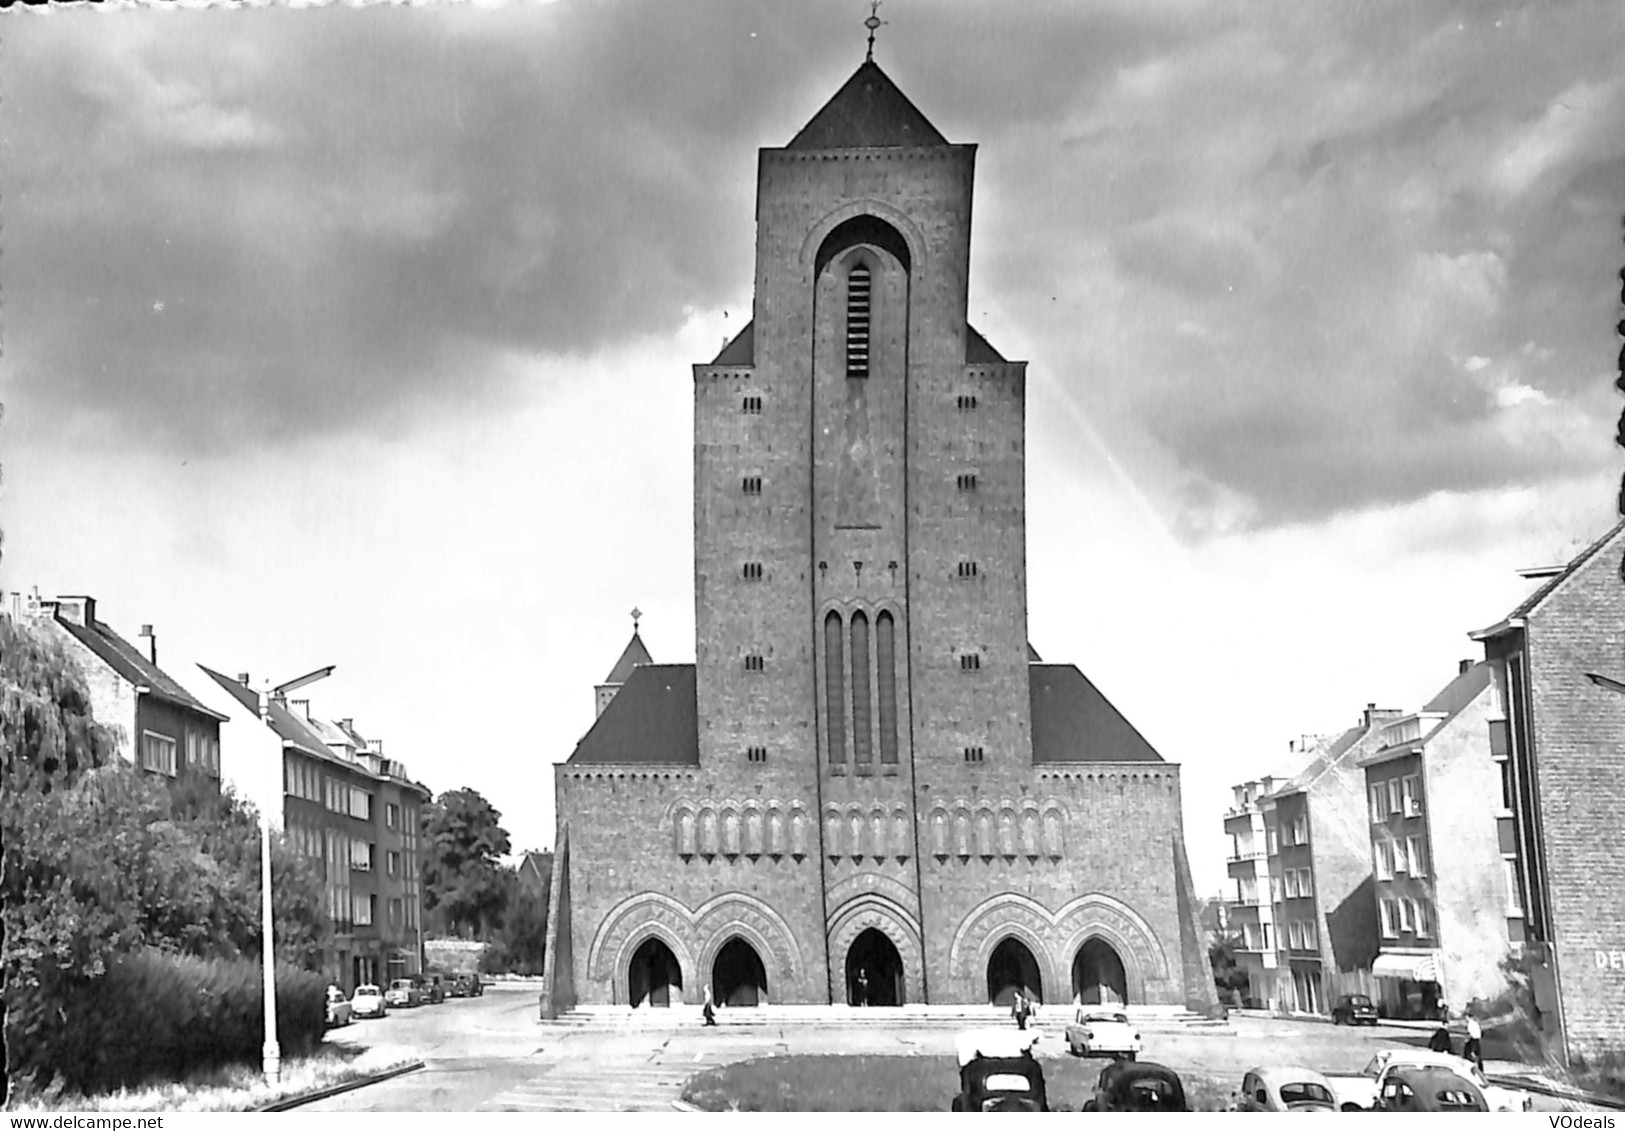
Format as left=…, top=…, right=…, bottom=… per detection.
left=856, top=968, right=869, bottom=1008
left=1012, top=989, right=1030, bottom=1030
left=702, top=984, right=717, bottom=1027
left=1464, top=1013, right=1483, bottom=1070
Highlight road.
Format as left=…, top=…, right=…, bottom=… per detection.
left=307, top=983, right=1581, bottom=1112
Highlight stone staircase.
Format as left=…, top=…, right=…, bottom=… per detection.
left=543, top=1003, right=1224, bottom=1031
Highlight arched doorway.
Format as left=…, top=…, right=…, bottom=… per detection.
left=987, top=937, right=1044, bottom=1006
left=713, top=937, right=768, bottom=1007
left=1072, top=937, right=1128, bottom=1005
left=845, top=928, right=904, bottom=1006
left=628, top=937, right=682, bottom=1008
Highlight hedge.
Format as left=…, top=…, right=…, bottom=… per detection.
left=8, top=949, right=327, bottom=1095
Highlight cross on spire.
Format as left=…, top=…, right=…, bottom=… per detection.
left=864, top=1, right=886, bottom=62
left=631, top=607, right=642, bottom=633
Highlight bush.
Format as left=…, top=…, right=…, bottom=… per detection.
left=8, top=949, right=326, bottom=1096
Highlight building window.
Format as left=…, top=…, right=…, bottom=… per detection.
left=1298, top=868, right=1313, bottom=897
left=1387, top=779, right=1402, bottom=814
left=743, top=653, right=765, bottom=672
left=353, top=894, right=374, bottom=927
left=387, top=851, right=400, bottom=877
left=1401, top=774, right=1423, bottom=816
left=824, top=611, right=845, bottom=765
left=1505, top=859, right=1524, bottom=914
left=1398, top=898, right=1415, bottom=933
left=1379, top=899, right=1397, bottom=938
left=846, top=264, right=872, bottom=379
left=351, top=839, right=373, bottom=871
left=742, top=476, right=762, bottom=495
left=1393, top=838, right=1409, bottom=874
left=1374, top=841, right=1394, bottom=881
left=141, top=732, right=177, bottom=777
left=1499, top=760, right=1515, bottom=811
left=1293, top=815, right=1309, bottom=844
left=956, top=560, right=979, bottom=578
left=1287, top=921, right=1301, bottom=949
left=326, top=779, right=346, bottom=813
left=1407, top=835, right=1427, bottom=877
left=1284, top=870, right=1299, bottom=899
left=1267, top=827, right=1279, bottom=856
left=746, top=746, right=767, bottom=763
left=850, top=611, right=872, bottom=764
left=1415, top=899, right=1433, bottom=937
left=956, top=473, right=979, bottom=492
left=1304, top=920, right=1318, bottom=949
left=389, top=898, right=404, bottom=928
left=959, top=651, right=982, bottom=671
left=957, top=394, right=978, bottom=411
left=349, top=788, right=372, bottom=820
left=386, top=803, right=400, bottom=830
left=876, top=611, right=898, bottom=765
left=742, top=562, right=764, bottom=581
left=1369, top=784, right=1386, bottom=822
left=742, top=395, right=763, bottom=414
left=1261, top=923, right=1273, bottom=950
left=963, top=746, right=985, bottom=763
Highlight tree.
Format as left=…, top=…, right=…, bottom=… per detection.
left=421, top=788, right=512, bottom=939
left=1208, top=933, right=1252, bottom=1005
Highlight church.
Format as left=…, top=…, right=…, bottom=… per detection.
left=541, top=52, right=1214, bottom=1014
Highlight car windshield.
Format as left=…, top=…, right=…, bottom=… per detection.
left=1280, top=1083, right=1335, bottom=1105
left=356, top=987, right=379, bottom=996
left=1347, top=995, right=1371, bottom=1005
left=983, top=1074, right=1031, bottom=1092
left=390, top=980, right=412, bottom=990
left=1084, top=1013, right=1129, bottom=1024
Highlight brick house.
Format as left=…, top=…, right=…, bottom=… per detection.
left=197, top=668, right=431, bottom=992
left=1471, top=519, right=1625, bottom=1062
left=1359, top=660, right=1506, bottom=1019
left=543, top=59, right=1215, bottom=1014
left=28, top=592, right=226, bottom=788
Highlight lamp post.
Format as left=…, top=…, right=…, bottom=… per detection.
left=258, top=665, right=335, bottom=1087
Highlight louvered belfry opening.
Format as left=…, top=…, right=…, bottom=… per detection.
left=846, top=264, right=872, bottom=378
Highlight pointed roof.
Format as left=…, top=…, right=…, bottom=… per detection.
left=569, top=664, right=699, bottom=764
left=1471, top=518, right=1625, bottom=639
left=197, top=665, right=331, bottom=759
left=1421, top=660, right=1492, bottom=723
left=712, top=321, right=754, bottom=366
left=1029, top=664, right=1164, bottom=763
left=966, top=325, right=1007, bottom=364
left=602, top=630, right=653, bottom=685
left=787, top=60, right=949, bottom=151
left=55, top=614, right=227, bottom=721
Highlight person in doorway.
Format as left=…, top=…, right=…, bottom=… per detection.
left=1463, top=1012, right=1484, bottom=1070
left=702, top=984, right=717, bottom=1027
left=856, top=968, right=869, bottom=1007
left=1012, top=989, right=1031, bottom=1030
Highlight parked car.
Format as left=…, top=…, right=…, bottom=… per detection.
left=1374, top=1066, right=1489, bottom=1112
left=351, top=984, right=387, bottom=1019
left=1064, top=1008, right=1142, bottom=1060
left=418, top=974, right=446, bottom=1004
left=1327, top=1049, right=1530, bottom=1112
left=1331, top=994, right=1380, bottom=1026
left=448, top=972, right=484, bottom=998
left=1232, top=1066, right=1340, bottom=1112
left=324, top=985, right=353, bottom=1028
left=950, top=1029, right=1048, bottom=1112
left=467, top=973, right=484, bottom=997
left=385, top=978, right=422, bottom=1008
left=1083, top=1061, right=1190, bottom=1112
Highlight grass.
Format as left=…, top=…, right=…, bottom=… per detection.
left=5, top=1042, right=419, bottom=1113
left=681, top=1054, right=1236, bottom=1112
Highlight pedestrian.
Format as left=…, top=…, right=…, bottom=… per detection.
left=1464, top=1012, right=1483, bottom=1070
left=702, top=984, right=717, bottom=1027
left=1429, top=1023, right=1453, bottom=1054
left=1012, top=989, right=1030, bottom=1031
left=857, top=968, right=869, bottom=1008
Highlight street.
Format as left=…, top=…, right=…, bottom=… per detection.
left=305, top=982, right=1577, bottom=1112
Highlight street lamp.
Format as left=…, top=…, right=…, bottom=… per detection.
left=258, top=665, right=335, bottom=1086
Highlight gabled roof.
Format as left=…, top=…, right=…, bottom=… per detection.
left=1026, top=642, right=1042, bottom=662
left=569, top=664, right=700, bottom=764
left=1421, top=661, right=1492, bottom=726
left=197, top=665, right=331, bottom=759
left=603, top=630, right=654, bottom=685
left=1029, top=664, right=1164, bottom=763
left=57, top=616, right=228, bottom=721
left=966, top=325, right=1007, bottom=364
left=712, top=321, right=754, bottom=366
left=786, top=60, right=949, bottom=151
left=1269, top=725, right=1363, bottom=799
left=1472, top=518, right=1625, bottom=639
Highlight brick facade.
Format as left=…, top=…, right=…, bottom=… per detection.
left=546, top=60, right=1212, bottom=1013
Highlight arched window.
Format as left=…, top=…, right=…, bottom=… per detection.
left=825, top=611, right=846, bottom=764
left=846, top=265, right=872, bottom=379
left=876, top=611, right=898, bottom=764
left=851, top=611, right=872, bottom=763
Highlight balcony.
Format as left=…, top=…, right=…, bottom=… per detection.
left=1227, top=847, right=1266, bottom=863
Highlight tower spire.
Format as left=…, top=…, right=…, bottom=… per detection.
left=631, top=606, right=643, bottom=634
left=864, top=1, right=886, bottom=62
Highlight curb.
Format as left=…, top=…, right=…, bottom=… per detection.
left=1487, top=1075, right=1625, bottom=1112
left=671, top=1099, right=703, bottom=1112
left=257, top=1060, right=426, bottom=1112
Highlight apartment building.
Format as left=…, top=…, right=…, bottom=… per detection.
left=1472, top=519, right=1625, bottom=1062
left=197, top=668, right=431, bottom=992
left=1224, top=775, right=1284, bottom=1007
left=1360, top=660, right=1506, bottom=1020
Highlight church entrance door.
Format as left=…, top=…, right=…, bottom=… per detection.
left=629, top=937, right=682, bottom=1008
left=987, top=937, right=1043, bottom=1006
left=845, top=928, right=904, bottom=1006
left=1072, top=937, right=1128, bottom=1004
left=713, top=937, right=768, bottom=1007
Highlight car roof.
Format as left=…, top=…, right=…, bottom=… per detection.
left=356, top=984, right=381, bottom=992
left=1249, top=1066, right=1334, bottom=1086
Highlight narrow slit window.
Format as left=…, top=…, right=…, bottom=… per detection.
left=742, top=476, right=762, bottom=495
left=957, top=394, right=978, bottom=411
left=877, top=611, right=898, bottom=765
left=851, top=611, right=872, bottom=764
left=956, top=561, right=979, bottom=578
left=957, top=473, right=978, bottom=492
left=746, top=746, right=768, bottom=764
left=742, top=395, right=763, bottom=414
left=744, top=653, right=765, bottom=672
left=960, top=652, right=982, bottom=671
left=963, top=746, right=985, bottom=764
left=742, top=562, right=764, bottom=580
left=825, top=612, right=846, bottom=764
left=846, top=265, right=872, bottom=379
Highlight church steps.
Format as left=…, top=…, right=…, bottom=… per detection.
left=542, top=1004, right=1219, bottom=1031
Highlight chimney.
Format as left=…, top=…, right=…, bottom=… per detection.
left=54, top=595, right=96, bottom=627
left=139, top=624, right=157, bottom=665
left=290, top=698, right=310, bottom=719
left=237, top=672, right=251, bottom=685
left=340, top=718, right=354, bottom=731
left=1363, top=703, right=1403, bottom=729
left=367, top=738, right=383, bottom=755
left=1459, top=658, right=1473, bottom=675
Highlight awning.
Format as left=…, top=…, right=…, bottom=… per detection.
left=1372, top=952, right=1440, bottom=981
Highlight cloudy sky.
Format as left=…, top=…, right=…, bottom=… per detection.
left=3, top=0, right=1622, bottom=894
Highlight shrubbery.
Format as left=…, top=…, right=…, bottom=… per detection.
left=9, top=950, right=326, bottom=1095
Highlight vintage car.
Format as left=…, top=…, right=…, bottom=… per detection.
left=950, top=1029, right=1048, bottom=1112
left=1374, top=1066, right=1489, bottom=1112
left=1064, top=1008, right=1142, bottom=1060
left=1232, top=1066, right=1340, bottom=1112
left=449, top=973, right=484, bottom=998
left=417, top=973, right=447, bottom=1004
left=1083, top=1060, right=1190, bottom=1112
left=324, top=985, right=353, bottom=1028
left=1327, top=1049, right=1530, bottom=1111
left=385, top=978, right=423, bottom=1008
left=1331, top=993, right=1380, bottom=1026
left=350, top=983, right=387, bottom=1019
